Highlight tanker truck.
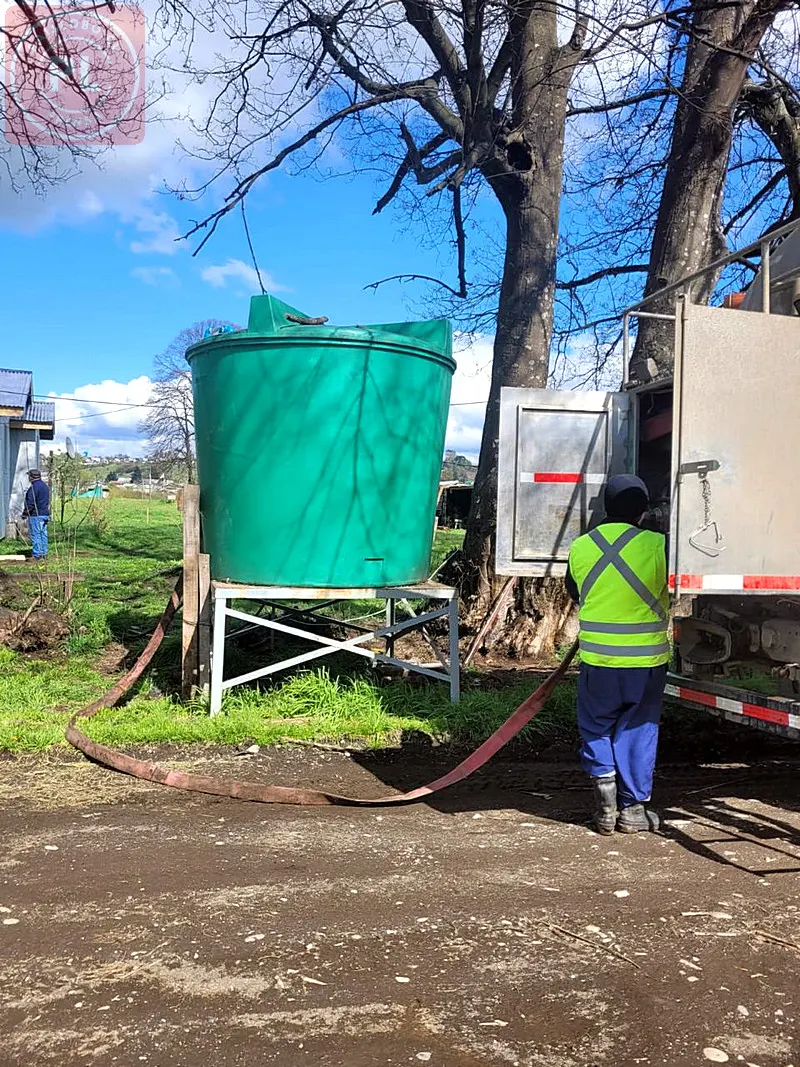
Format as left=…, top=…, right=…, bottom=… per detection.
left=497, top=221, right=800, bottom=740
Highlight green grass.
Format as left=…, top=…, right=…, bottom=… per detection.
left=5, top=495, right=182, bottom=657
left=0, top=658, right=577, bottom=753
left=430, top=528, right=464, bottom=573
left=1, top=504, right=578, bottom=754
left=717, top=667, right=780, bottom=697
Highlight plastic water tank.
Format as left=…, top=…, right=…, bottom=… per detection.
left=187, top=295, right=455, bottom=587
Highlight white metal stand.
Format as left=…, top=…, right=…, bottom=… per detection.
left=209, top=582, right=460, bottom=716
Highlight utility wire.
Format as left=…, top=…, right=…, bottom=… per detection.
left=38, top=391, right=489, bottom=410
left=34, top=393, right=151, bottom=407
left=63, top=405, right=145, bottom=421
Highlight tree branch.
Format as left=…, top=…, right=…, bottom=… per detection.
left=13, top=0, right=73, bottom=78
left=486, top=32, right=512, bottom=106
left=723, top=166, right=787, bottom=233
left=373, top=126, right=455, bottom=214
left=568, top=88, right=671, bottom=118
left=186, top=87, right=443, bottom=251
left=308, top=10, right=464, bottom=140
left=556, top=263, right=649, bottom=290
left=401, top=0, right=470, bottom=116
left=364, top=273, right=466, bottom=297
left=453, top=183, right=467, bottom=297
left=581, top=8, right=683, bottom=62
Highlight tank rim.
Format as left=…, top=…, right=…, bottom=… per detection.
left=186, top=329, right=456, bottom=372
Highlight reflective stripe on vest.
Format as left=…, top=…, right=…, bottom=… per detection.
left=571, top=526, right=669, bottom=668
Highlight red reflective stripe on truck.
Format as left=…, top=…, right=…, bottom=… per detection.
left=679, top=687, right=716, bottom=708
left=742, top=703, right=790, bottom=726
left=669, top=573, right=703, bottom=590
left=670, top=685, right=791, bottom=727
left=533, top=472, right=583, bottom=483
left=743, top=575, right=800, bottom=590
left=670, top=574, right=800, bottom=592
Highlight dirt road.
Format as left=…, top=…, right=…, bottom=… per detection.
left=2, top=742, right=799, bottom=1067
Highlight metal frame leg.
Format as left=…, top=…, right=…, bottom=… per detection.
left=385, top=597, right=396, bottom=658
left=210, top=596, right=227, bottom=717
left=206, top=584, right=461, bottom=712
left=448, top=593, right=460, bottom=703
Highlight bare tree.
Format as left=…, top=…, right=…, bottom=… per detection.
left=140, top=320, right=237, bottom=484
left=159, top=0, right=695, bottom=639
left=158, top=0, right=798, bottom=651
left=629, top=0, right=793, bottom=382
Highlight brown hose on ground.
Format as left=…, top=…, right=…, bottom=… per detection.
left=66, top=580, right=578, bottom=806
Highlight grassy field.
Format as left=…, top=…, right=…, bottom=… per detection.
left=0, top=498, right=578, bottom=753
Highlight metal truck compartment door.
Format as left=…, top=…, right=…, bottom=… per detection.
left=672, top=299, right=800, bottom=594
left=496, top=388, right=630, bottom=576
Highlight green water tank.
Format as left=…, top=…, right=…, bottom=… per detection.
left=187, top=295, right=455, bottom=587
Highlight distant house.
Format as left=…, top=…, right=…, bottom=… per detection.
left=0, top=369, right=55, bottom=538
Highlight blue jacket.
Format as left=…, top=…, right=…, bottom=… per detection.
left=24, top=478, right=50, bottom=518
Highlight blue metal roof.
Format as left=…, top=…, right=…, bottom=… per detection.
left=28, top=400, right=55, bottom=425
left=28, top=400, right=55, bottom=439
left=0, top=368, right=32, bottom=411
left=0, top=370, right=55, bottom=438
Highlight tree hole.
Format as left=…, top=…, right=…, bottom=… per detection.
left=506, top=140, right=533, bottom=171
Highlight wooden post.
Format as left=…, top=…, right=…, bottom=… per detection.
left=433, top=482, right=445, bottom=537
left=197, top=552, right=211, bottom=694
left=181, top=484, right=200, bottom=699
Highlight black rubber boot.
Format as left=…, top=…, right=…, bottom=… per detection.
left=590, top=775, right=618, bottom=835
left=617, top=803, right=661, bottom=833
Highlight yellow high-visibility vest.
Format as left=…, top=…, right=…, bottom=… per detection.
left=568, top=523, right=670, bottom=668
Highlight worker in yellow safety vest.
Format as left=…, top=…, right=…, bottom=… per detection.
left=565, top=475, right=669, bottom=835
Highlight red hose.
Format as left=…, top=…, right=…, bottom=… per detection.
left=66, top=581, right=578, bottom=806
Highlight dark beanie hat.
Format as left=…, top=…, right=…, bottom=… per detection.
left=605, top=474, right=649, bottom=523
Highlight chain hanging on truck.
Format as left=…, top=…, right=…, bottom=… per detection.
left=680, top=460, right=725, bottom=558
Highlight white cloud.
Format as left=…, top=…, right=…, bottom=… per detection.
left=552, top=332, right=622, bottom=390
left=130, top=211, right=181, bottom=255
left=48, top=377, right=153, bottom=457
left=130, top=265, right=177, bottom=286
left=444, top=334, right=493, bottom=463
left=200, top=258, right=285, bottom=292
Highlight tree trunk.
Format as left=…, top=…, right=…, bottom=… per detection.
left=740, top=80, right=800, bottom=218
left=461, top=16, right=582, bottom=658
left=461, top=185, right=559, bottom=615
left=631, top=0, right=787, bottom=383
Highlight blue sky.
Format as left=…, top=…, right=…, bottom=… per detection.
left=3, top=160, right=494, bottom=458
left=6, top=172, right=457, bottom=393
left=1, top=158, right=494, bottom=458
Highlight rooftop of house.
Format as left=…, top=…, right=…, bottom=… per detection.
left=0, top=369, right=56, bottom=440
left=0, top=369, right=32, bottom=412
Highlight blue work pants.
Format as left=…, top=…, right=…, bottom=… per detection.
left=577, top=664, right=667, bottom=808
left=29, top=516, right=49, bottom=559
